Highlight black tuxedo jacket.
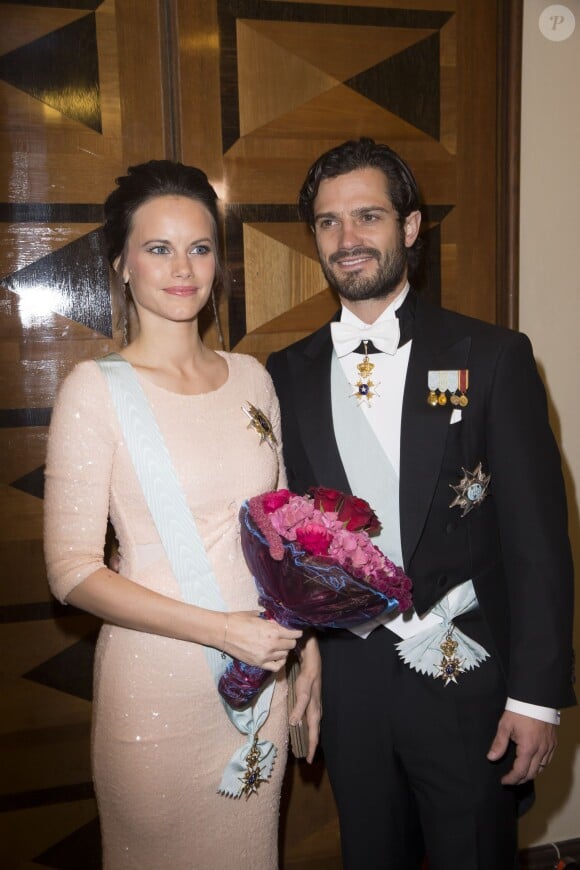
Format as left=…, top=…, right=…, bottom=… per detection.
left=267, top=291, right=575, bottom=710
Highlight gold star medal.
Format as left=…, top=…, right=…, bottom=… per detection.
left=351, top=340, right=380, bottom=406
left=449, top=462, right=491, bottom=517
left=242, top=402, right=278, bottom=450
left=239, top=735, right=267, bottom=798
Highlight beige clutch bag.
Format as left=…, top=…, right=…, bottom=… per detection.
left=287, top=655, right=309, bottom=759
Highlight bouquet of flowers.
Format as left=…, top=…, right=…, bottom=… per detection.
left=218, top=487, right=412, bottom=709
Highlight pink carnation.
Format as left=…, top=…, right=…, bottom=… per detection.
left=295, top=523, right=333, bottom=556
left=262, top=489, right=291, bottom=513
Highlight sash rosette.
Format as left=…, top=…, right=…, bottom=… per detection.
left=218, top=487, right=412, bottom=709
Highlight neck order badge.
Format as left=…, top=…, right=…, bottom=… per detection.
left=351, top=340, right=380, bottom=405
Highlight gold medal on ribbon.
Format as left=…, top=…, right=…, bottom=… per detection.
left=437, top=370, right=448, bottom=405
left=427, top=370, right=439, bottom=406
left=447, top=370, right=460, bottom=406
left=458, top=369, right=469, bottom=406
left=351, top=341, right=380, bottom=406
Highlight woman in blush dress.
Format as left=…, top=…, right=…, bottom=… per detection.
left=44, top=160, right=321, bottom=870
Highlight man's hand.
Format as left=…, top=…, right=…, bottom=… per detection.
left=487, top=710, right=557, bottom=784
left=288, top=635, right=322, bottom=763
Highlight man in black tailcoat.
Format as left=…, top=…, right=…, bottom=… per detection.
left=267, top=138, right=575, bottom=869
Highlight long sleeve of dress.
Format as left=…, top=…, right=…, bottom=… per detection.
left=44, top=361, right=117, bottom=603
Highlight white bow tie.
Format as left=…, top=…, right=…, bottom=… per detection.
left=330, top=318, right=400, bottom=357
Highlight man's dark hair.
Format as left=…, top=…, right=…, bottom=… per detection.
left=298, top=137, right=423, bottom=276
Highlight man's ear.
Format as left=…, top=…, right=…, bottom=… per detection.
left=403, top=210, right=421, bottom=248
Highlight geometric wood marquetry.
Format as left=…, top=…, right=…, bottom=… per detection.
left=0, top=13, right=102, bottom=132
left=243, top=20, right=438, bottom=83
left=10, top=465, right=46, bottom=501
left=7, top=0, right=102, bottom=8
left=35, top=817, right=102, bottom=870
left=0, top=204, right=104, bottom=223
left=0, top=409, right=52, bottom=428
left=24, top=629, right=98, bottom=702
left=226, top=204, right=302, bottom=346
left=218, top=0, right=454, bottom=151
left=218, top=0, right=457, bottom=359
left=345, top=32, right=442, bottom=139
left=2, top=229, right=112, bottom=337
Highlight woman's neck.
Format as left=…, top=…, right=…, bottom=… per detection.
left=121, top=322, right=227, bottom=395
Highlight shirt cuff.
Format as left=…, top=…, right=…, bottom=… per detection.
left=505, top=697, right=560, bottom=725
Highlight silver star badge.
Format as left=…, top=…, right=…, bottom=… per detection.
left=449, top=462, right=491, bottom=517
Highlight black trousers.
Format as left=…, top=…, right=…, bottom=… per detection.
left=319, top=615, right=519, bottom=870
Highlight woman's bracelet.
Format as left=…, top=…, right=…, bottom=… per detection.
left=221, top=615, right=228, bottom=660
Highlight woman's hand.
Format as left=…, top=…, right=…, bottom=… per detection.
left=223, top=611, right=302, bottom=672
left=289, top=634, right=322, bottom=763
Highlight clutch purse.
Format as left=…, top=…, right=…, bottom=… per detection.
left=287, top=655, right=309, bottom=759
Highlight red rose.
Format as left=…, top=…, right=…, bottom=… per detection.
left=308, top=486, right=344, bottom=514
left=295, top=524, right=333, bottom=556
left=338, top=495, right=381, bottom=534
left=262, top=489, right=291, bottom=513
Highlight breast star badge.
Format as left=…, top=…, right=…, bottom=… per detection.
left=449, top=462, right=491, bottom=517
left=242, top=402, right=278, bottom=451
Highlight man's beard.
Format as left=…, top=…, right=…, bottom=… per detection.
left=320, top=239, right=407, bottom=302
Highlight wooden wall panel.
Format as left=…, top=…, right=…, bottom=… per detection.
left=0, top=1, right=167, bottom=866
left=1, top=1, right=520, bottom=866
left=177, top=0, right=511, bottom=367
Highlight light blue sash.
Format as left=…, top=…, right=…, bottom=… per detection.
left=97, top=354, right=276, bottom=797
left=331, top=354, right=404, bottom=569
left=331, top=356, right=488, bottom=674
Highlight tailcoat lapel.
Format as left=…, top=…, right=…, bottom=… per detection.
left=287, top=320, right=351, bottom=494
left=399, top=298, right=471, bottom=568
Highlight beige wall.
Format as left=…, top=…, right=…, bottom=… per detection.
left=519, top=0, right=580, bottom=846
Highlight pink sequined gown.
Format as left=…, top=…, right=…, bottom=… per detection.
left=44, top=353, right=288, bottom=870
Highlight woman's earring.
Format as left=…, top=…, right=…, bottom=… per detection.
left=211, top=287, right=225, bottom=348
left=122, top=282, right=131, bottom=346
